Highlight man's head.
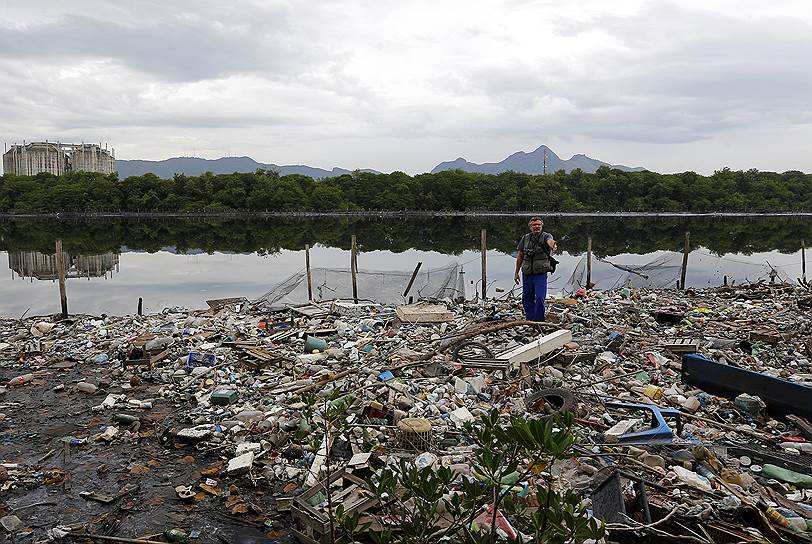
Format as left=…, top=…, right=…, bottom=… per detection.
left=528, top=216, right=543, bottom=235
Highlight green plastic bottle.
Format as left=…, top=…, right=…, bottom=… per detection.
left=164, top=528, right=190, bottom=543
left=761, top=464, right=812, bottom=489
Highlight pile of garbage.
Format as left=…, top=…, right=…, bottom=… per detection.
left=1, top=282, right=812, bottom=543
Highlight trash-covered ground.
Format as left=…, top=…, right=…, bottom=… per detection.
left=2, top=283, right=812, bottom=543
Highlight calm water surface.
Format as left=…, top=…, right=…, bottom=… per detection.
left=1, top=216, right=809, bottom=316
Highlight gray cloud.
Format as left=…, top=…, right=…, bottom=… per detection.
left=457, top=2, right=812, bottom=144
left=0, top=5, right=322, bottom=82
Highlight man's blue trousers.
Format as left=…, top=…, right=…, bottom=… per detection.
left=522, top=272, right=548, bottom=322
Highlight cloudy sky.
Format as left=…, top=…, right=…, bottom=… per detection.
left=1, top=0, right=811, bottom=174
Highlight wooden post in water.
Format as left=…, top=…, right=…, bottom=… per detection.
left=137, top=297, right=143, bottom=316
left=305, top=244, right=313, bottom=301
left=480, top=229, right=487, bottom=300
left=55, top=239, right=68, bottom=319
left=680, top=231, right=690, bottom=290
left=802, top=240, right=807, bottom=281
left=350, top=235, right=358, bottom=303
left=586, top=236, right=593, bottom=289
left=403, top=262, right=422, bottom=299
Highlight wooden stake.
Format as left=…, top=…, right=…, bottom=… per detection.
left=680, top=231, right=690, bottom=290
left=137, top=297, right=143, bottom=316
left=351, top=235, right=358, bottom=303
left=305, top=244, right=313, bottom=301
left=481, top=228, right=487, bottom=300
left=403, top=261, right=423, bottom=298
left=802, top=239, right=807, bottom=280
left=586, top=236, right=593, bottom=289
left=55, top=239, right=68, bottom=319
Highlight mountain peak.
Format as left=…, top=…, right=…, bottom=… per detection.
left=431, top=145, right=642, bottom=175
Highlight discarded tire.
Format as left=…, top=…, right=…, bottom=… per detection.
left=451, top=341, right=495, bottom=361
left=526, top=387, right=575, bottom=416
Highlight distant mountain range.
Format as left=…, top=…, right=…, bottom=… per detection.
left=115, top=156, right=378, bottom=179
left=114, top=145, right=643, bottom=179
left=431, top=145, right=644, bottom=174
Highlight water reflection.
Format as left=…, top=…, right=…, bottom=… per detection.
left=9, top=251, right=119, bottom=281
left=0, top=216, right=808, bottom=316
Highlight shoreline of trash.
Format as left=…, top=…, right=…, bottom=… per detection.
left=2, top=283, right=812, bottom=543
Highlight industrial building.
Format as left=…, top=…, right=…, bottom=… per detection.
left=2, top=141, right=116, bottom=176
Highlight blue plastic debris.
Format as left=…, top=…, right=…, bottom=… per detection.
left=605, top=401, right=683, bottom=445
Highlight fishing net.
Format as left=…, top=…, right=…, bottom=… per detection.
left=253, top=261, right=465, bottom=310
left=565, top=251, right=685, bottom=292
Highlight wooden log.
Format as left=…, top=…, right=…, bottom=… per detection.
left=305, top=244, right=313, bottom=301
left=351, top=235, right=358, bottom=303
left=55, top=239, right=68, bottom=319
left=481, top=228, right=487, bottom=300
left=395, top=303, right=453, bottom=323
left=680, top=231, right=690, bottom=290
left=402, top=261, right=422, bottom=298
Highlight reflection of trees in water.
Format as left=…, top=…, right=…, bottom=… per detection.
left=0, top=216, right=810, bottom=257
left=8, top=250, right=119, bottom=281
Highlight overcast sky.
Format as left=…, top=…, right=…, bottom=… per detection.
left=2, top=0, right=811, bottom=174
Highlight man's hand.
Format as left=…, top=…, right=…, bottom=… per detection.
left=514, top=272, right=520, bottom=284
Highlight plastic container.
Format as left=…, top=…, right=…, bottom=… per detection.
left=8, top=374, right=34, bottom=387
left=304, top=335, right=328, bottom=354
left=643, top=384, right=664, bottom=400
left=76, top=382, right=98, bottom=394
left=761, top=464, right=812, bottom=488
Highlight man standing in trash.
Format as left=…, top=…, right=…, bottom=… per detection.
left=514, top=217, right=557, bottom=322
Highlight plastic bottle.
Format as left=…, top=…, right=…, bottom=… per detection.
left=779, top=441, right=812, bottom=454
left=8, top=374, right=34, bottom=386
left=761, top=464, right=812, bottom=488
left=757, top=500, right=798, bottom=532
left=163, top=528, right=190, bottom=543
left=694, top=463, right=716, bottom=482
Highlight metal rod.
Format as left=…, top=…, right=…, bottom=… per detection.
left=802, top=239, right=806, bottom=280
left=351, top=235, right=358, bottom=303
left=680, top=231, right=690, bottom=290
left=305, top=244, right=313, bottom=301
left=403, top=261, right=423, bottom=298
left=55, top=239, right=68, bottom=318
left=481, top=228, right=487, bottom=300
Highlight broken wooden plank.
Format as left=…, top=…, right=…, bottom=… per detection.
left=291, top=303, right=329, bottom=318
left=554, top=350, right=597, bottom=366
left=497, top=329, right=572, bottom=364
left=748, top=330, right=782, bottom=344
left=395, top=303, right=453, bottom=323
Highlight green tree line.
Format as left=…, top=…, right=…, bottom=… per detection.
left=1, top=166, right=811, bottom=213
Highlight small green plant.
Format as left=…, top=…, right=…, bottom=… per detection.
left=339, top=409, right=604, bottom=544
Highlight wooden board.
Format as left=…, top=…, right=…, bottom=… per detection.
left=663, top=338, right=701, bottom=353
left=497, top=329, right=572, bottom=364
left=291, top=303, right=330, bottom=318
left=395, top=304, right=453, bottom=323
left=749, top=330, right=783, bottom=344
